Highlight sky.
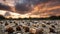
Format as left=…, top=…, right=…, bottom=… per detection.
left=0, top=0, right=60, bottom=18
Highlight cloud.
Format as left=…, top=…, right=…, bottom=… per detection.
left=0, top=0, right=60, bottom=18
left=0, top=3, right=11, bottom=11
left=15, top=3, right=32, bottom=14
left=14, top=0, right=52, bottom=14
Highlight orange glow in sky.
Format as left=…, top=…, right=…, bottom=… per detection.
left=0, top=0, right=60, bottom=18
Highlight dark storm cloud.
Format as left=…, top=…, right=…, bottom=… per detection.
left=25, top=0, right=60, bottom=5
left=0, top=0, right=60, bottom=17
left=0, top=3, right=12, bottom=11
left=26, top=0, right=51, bottom=5
left=15, top=0, right=60, bottom=14
left=15, top=3, right=33, bottom=14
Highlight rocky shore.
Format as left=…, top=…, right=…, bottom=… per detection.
left=0, top=20, right=59, bottom=34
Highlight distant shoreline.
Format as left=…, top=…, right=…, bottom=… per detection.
left=0, top=15, right=60, bottom=20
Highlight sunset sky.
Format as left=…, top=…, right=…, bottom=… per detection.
left=0, top=0, right=60, bottom=18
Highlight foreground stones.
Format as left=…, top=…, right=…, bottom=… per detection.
left=5, top=27, right=14, bottom=34
left=0, top=20, right=59, bottom=34
left=29, top=28, right=44, bottom=34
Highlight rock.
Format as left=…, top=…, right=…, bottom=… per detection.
left=5, top=22, right=8, bottom=26
left=17, top=33, right=21, bottom=34
left=51, top=25, right=55, bottom=28
left=49, top=28, right=56, bottom=33
left=36, top=28, right=43, bottom=34
left=46, top=23, right=51, bottom=25
left=33, top=24, right=37, bottom=27
left=10, top=21, right=12, bottom=23
left=15, top=23, right=18, bottom=26
left=23, top=25, right=29, bottom=32
left=29, top=28, right=36, bottom=34
left=16, top=26, right=21, bottom=31
left=27, top=23, right=30, bottom=26
left=5, top=27, right=14, bottom=33
left=54, top=23, right=57, bottom=25
left=56, top=31, right=60, bottom=34
left=0, top=21, right=3, bottom=24
left=42, top=24, right=46, bottom=27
